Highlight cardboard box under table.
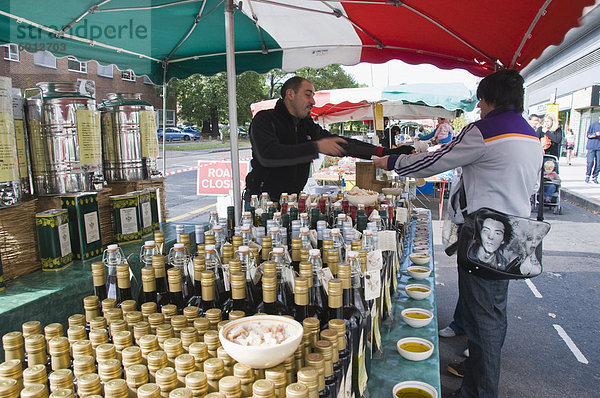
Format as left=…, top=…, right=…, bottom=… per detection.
left=61, top=192, right=102, bottom=260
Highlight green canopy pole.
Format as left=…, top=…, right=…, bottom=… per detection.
left=225, top=0, right=242, bottom=225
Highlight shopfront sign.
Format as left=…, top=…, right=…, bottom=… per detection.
left=196, top=160, right=249, bottom=195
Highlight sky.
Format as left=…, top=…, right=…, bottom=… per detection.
left=342, top=59, right=481, bottom=90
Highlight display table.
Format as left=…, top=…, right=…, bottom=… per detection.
left=368, top=211, right=440, bottom=396
left=0, top=222, right=200, bottom=360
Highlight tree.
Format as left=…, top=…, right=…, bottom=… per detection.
left=295, top=64, right=359, bottom=90
left=265, top=69, right=289, bottom=98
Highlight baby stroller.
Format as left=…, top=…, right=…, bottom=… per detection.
left=532, top=155, right=562, bottom=214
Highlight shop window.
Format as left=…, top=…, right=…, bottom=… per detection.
left=33, top=51, right=56, bottom=68
left=121, top=69, right=136, bottom=82
left=97, top=63, right=114, bottom=78
left=3, top=44, right=19, bottom=62
left=67, top=57, right=87, bottom=73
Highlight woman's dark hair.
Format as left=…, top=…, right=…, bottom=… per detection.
left=476, top=69, right=524, bottom=113
left=391, top=125, right=400, bottom=133
left=280, top=76, right=310, bottom=99
left=476, top=208, right=513, bottom=246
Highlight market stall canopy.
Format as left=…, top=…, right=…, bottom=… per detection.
left=0, top=0, right=594, bottom=84
left=250, top=83, right=475, bottom=124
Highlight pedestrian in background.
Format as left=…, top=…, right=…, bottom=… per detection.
left=564, top=128, right=576, bottom=165
left=537, top=113, right=563, bottom=158
left=585, top=114, right=600, bottom=183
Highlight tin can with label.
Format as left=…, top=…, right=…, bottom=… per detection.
left=35, top=209, right=73, bottom=271
left=137, top=190, right=153, bottom=237
left=61, top=192, right=103, bottom=260
left=110, top=193, right=141, bottom=243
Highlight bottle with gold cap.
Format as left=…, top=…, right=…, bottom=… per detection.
left=168, top=267, right=187, bottom=312
left=313, top=341, right=337, bottom=397
left=116, top=264, right=134, bottom=305
left=91, top=262, right=108, bottom=302
left=204, top=245, right=226, bottom=308
left=203, top=358, right=225, bottom=393
left=319, top=329, right=343, bottom=396
left=137, top=382, right=162, bottom=398
left=152, top=254, right=171, bottom=309
left=257, top=272, right=290, bottom=316
left=304, top=354, right=330, bottom=398
left=325, top=279, right=343, bottom=325
left=219, top=375, right=242, bottom=398
left=222, top=271, right=256, bottom=318
left=139, top=266, right=159, bottom=305
left=293, top=277, right=309, bottom=323
left=77, top=372, right=102, bottom=396
left=264, top=365, right=287, bottom=398
left=185, top=370, right=208, bottom=397
left=103, top=378, right=129, bottom=398
left=198, top=270, right=219, bottom=315
left=0, top=359, right=23, bottom=391
left=155, top=366, right=178, bottom=396
left=102, top=244, right=127, bottom=300
left=3, top=331, right=25, bottom=365
left=19, top=383, right=49, bottom=398
left=168, top=243, right=194, bottom=302
left=296, top=367, right=319, bottom=398
left=232, top=363, right=254, bottom=397
left=306, top=250, right=328, bottom=326
left=233, top=245, right=260, bottom=311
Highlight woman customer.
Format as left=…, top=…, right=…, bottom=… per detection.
left=564, top=128, right=576, bottom=165
left=537, top=113, right=563, bottom=158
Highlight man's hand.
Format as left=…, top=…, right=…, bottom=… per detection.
left=316, top=137, right=347, bottom=156
left=372, top=155, right=390, bottom=170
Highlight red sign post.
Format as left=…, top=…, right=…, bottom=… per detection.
left=196, top=160, right=249, bottom=195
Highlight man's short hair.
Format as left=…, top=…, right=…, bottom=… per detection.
left=476, top=69, right=525, bottom=113
left=391, top=125, right=400, bottom=133
left=528, top=114, right=540, bottom=120
left=477, top=208, right=513, bottom=245
left=280, top=76, right=310, bottom=99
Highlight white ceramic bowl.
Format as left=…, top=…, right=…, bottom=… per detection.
left=396, top=337, right=434, bottom=361
left=392, top=380, right=438, bottom=397
left=409, top=253, right=430, bottom=265
left=405, top=283, right=432, bottom=300
left=407, top=266, right=431, bottom=280
left=412, top=250, right=429, bottom=257
left=401, top=308, right=434, bottom=328
left=346, top=192, right=379, bottom=206
left=219, top=315, right=303, bottom=369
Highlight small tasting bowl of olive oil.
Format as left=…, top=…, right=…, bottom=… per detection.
left=401, top=308, right=434, bottom=328
left=405, top=284, right=432, bottom=300
left=407, top=266, right=431, bottom=280
left=392, top=381, right=438, bottom=398
left=409, top=253, right=430, bottom=266
left=396, top=337, right=434, bottom=361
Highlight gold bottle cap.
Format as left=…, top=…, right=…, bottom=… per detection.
left=217, top=320, right=230, bottom=333
left=167, top=268, right=183, bottom=292
left=229, top=310, right=246, bottom=321
left=205, top=309, right=222, bottom=326
left=147, top=350, right=168, bottom=368
left=0, top=379, right=18, bottom=396
left=103, top=378, right=128, bottom=396
left=89, top=316, right=108, bottom=330
left=336, top=264, right=351, bottom=289
left=112, top=330, right=133, bottom=347
left=169, top=387, right=194, bottom=398
left=105, top=308, right=124, bottom=324
left=21, top=384, right=48, bottom=398
left=155, top=366, right=178, bottom=384
left=252, top=379, right=275, bottom=396
left=286, top=383, right=309, bottom=398
left=141, top=266, right=157, bottom=292
left=262, top=261, right=276, bottom=276
left=162, top=304, right=178, bottom=319
left=185, top=370, right=208, bottom=388
left=122, top=345, right=143, bottom=364
left=261, top=273, right=276, bottom=303
left=24, top=333, right=46, bottom=351
left=0, top=359, right=22, bottom=378
left=22, top=320, right=43, bottom=337
left=294, top=277, right=308, bottom=306
left=91, top=262, right=106, bottom=286
left=48, top=336, right=69, bottom=354
left=49, top=368, right=74, bottom=385
left=203, top=330, right=220, bottom=349
left=96, top=343, right=117, bottom=360
left=327, top=320, right=346, bottom=350
left=219, top=375, right=241, bottom=394
left=188, top=342, right=209, bottom=359
left=23, top=363, right=47, bottom=383
left=265, top=364, right=286, bottom=387
left=44, top=323, right=64, bottom=338
left=180, top=327, right=198, bottom=344
left=133, top=322, right=152, bottom=343
left=193, top=317, right=210, bottom=333
left=67, top=313, right=86, bottom=328
left=302, top=317, right=320, bottom=333
left=72, top=354, right=96, bottom=377
left=155, top=231, right=165, bottom=239
left=140, top=302, right=158, bottom=318
left=138, top=334, right=159, bottom=350
left=126, top=311, right=143, bottom=326
left=48, top=388, right=75, bottom=397
left=201, top=271, right=215, bottom=300
left=298, top=262, right=313, bottom=286
left=125, top=363, right=148, bottom=383
left=351, top=240, right=362, bottom=250
left=171, top=315, right=188, bottom=329
left=88, top=329, right=109, bottom=347
left=193, top=257, right=206, bottom=280
left=205, top=393, right=226, bottom=398
left=175, top=353, right=196, bottom=372
left=304, top=356, right=324, bottom=391
left=2, top=331, right=23, bottom=350
left=116, top=264, right=131, bottom=289
left=164, top=338, right=184, bottom=356
left=102, top=298, right=118, bottom=313
left=327, top=279, right=342, bottom=308
left=98, top=357, right=121, bottom=378
left=203, top=358, right=225, bottom=378
left=322, top=240, right=333, bottom=249
left=319, top=330, right=339, bottom=361
left=148, top=313, right=165, bottom=326
left=152, top=254, right=167, bottom=278
left=296, top=367, right=319, bottom=389
left=71, top=339, right=93, bottom=358
left=121, top=300, right=137, bottom=314
left=137, top=382, right=161, bottom=398
left=229, top=259, right=242, bottom=274
left=233, top=362, right=253, bottom=379
left=183, top=306, right=199, bottom=321
left=314, top=341, right=333, bottom=376
left=110, top=319, right=128, bottom=336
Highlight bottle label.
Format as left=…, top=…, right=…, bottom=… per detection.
left=364, top=269, right=380, bottom=301
left=366, top=250, right=383, bottom=272
left=120, top=207, right=138, bottom=234
left=378, top=230, right=397, bottom=251
left=384, top=278, right=393, bottom=315
left=319, top=267, right=334, bottom=294
left=358, top=330, right=368, bottom=394
left=396, top=207, right=409, bottom=223
left=372, top=310, right=382, bottom=351
left=345, top=348, right=353, bottom=398
left=84, top=211, right=100, bottom=244
left=309, top=230, right=318, bottom=248
left=58, top=222, right=72, bottom=257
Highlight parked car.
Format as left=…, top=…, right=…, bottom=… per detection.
left=181, top=126, right=201, bottom=134
left=157, top=127, right=200, bottom=142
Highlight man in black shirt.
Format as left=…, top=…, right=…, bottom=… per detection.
left=245, top=76, right=411, bottom=201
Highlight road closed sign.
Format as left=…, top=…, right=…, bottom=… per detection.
left=196, top=160, right=249, bottom=195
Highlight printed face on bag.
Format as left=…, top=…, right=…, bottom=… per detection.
left=480, top=218, right=505, bottom=254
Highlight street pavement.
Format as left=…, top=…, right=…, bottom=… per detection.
left=162, top=147, right=599, bottom=397
left=557, top=155, right=600, bottom=213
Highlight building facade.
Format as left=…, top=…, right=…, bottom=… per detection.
left=522, top=4, right=600, bottom=157
left=1, top=45, right=176, bottom=124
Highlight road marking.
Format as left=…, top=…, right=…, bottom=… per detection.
left=167, top=203, right=216, bottom=222
left=524, top=278, right=543, bottom=298
left=553, top=324, right=589, bottom=364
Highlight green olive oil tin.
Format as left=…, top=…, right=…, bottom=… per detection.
left=110, top=193, right=141, bottom=243
left=137, top=189, right=153, bottom=237
left=61, top=192, right=102, bottom=260
left=35, top=209, right=74, bottom=271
